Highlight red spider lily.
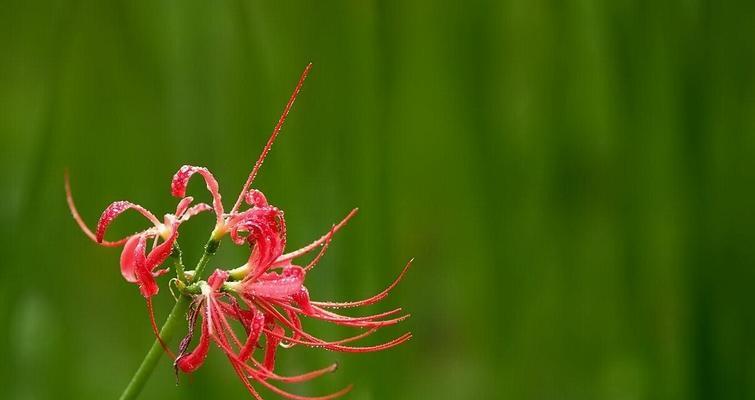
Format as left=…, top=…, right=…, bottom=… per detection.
left=167, top=65, right=413, bottom=398
left=67, top=63, right=412, bottom=399
left=169, top=189, right=413, bottom=397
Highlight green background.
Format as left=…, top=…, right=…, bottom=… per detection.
left=2, top=1, right=755, bottom=399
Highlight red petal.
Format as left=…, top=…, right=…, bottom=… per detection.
left=95, top=201, right=161, bottom=243
left=174, top=196, right=194, bottom=218
left=207, top=269, right=230, bottom=291
left=243, top=267, right=305, bottom=299
left=245, top=189, right=268, bottom=207
left=144, top=224, right=179, bottom=272
left=133, top=235, right=159, bottom=297
left=170, top=165, right=224, bottom=222
left=119, top=235, right=141, bottom=283
left=238, top=309, right=265, bottom=361
left=180, top=203, right=212, bottom=221
left=176, top=318, right=211, bottom=373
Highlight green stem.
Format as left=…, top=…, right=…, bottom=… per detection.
left=193, top=239, right=219, bottom=282
left=118, top=295, right=190, bottom=400
left=118, top=239, right=220, bottom=400
left=170, top=242, right=185, bottom=282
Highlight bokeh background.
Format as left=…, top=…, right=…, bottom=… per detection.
left=2, top=1, right=755, bottom=399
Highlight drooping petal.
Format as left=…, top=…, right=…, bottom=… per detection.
left=227, top=206, right=287, bottom=277
left=96, top=200, right=162, bottom=243
left=119, top=234, right=142, bottom=283
left=171, top=165, right=224, bottom=223
left=132, top=234, right=159, bottom=298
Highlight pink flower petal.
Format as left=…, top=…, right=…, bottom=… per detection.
left=119, top=234, right=142, bottom=283
left=170, top=165, right=224, bottom=223
left=96, top=201, right=161, bottom=243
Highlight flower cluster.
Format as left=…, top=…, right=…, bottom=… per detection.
left=66, top=64, right=412, bottom=399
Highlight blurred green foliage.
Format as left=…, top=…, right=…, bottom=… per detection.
left=2, top=0, right=755, bottom=399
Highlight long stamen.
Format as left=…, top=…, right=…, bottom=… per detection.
left=255, top=376, right=352, bottom=400
left=253, top=363, right=338, bottom=383
left=146, top=298, right=175, bottom=359
left=273, top=208, right=358, bottom=266
left=312, top=259, right=413, bottom=309
left=304, top=225, right=335, bottom=271
left=263, top=327, right=380, bottom=348
left=65, top=172, right=129, bottom=247
left=171, top=166, right=224, bottom=224
left=231, top=63, right=313, bottom=214
left=257, top=302, right=412, bottom=353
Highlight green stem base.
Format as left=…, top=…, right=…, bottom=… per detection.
left=118, top=296, right=190, bottom=400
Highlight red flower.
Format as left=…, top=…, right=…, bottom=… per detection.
left=173, top=197, right=412, bottom=398
left=67, top=63, right=412, bottom=399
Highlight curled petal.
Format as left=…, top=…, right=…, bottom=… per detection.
left=96, top=201, right=161, bottom=243
left=171, top=165, right=224, bottom=222
left=227, top=207, right=286, bottom=276
left=245, top=189, right=268, bottom=207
